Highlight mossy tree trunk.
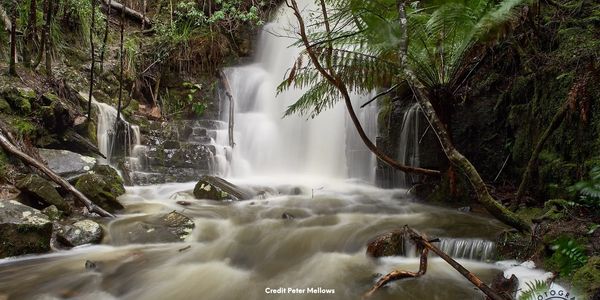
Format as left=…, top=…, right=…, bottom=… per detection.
left=87, top=0, right=96, bottom=120
left=8, top=0, right=17, bottom=76
left=23, top=0, right=37, bottom=68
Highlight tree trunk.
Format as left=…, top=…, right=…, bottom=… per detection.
left=0, top=128, right=115, bottom=218
left=44, top=0, right=53, bottom=77
left=8, top=0, right=17, bottom=76
left=23, top=0, right=37, bottom=68
left=99, top=0, right=112, bottom=73
left=101, top=0, right=151, bottom=26
left=395, top=0, right=530, bottom=232
left=87, top=0, right=96, bottom=120
left=116, top=2, right=125, bottom=122
left=285, top=0, right=441, bottom=178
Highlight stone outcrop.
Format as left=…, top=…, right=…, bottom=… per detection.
left=193, top=176, right=251, bottom=201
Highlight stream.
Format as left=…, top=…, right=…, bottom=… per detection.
left=0, top=178, right=512, bottom=300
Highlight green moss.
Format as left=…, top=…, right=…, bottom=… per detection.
left=12, top=118, right=37, bottom=136
left=572, top=256, right=600, bottom=298
left=0, top=98, right=11, bottom=113
left=515, top=207, right=544, bottom=223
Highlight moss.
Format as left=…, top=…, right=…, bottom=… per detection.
left=515, top=207, right=544, bottom=223
left=0, top=98, right=11, bottom=113
left=572, top=256, right=600, bottom=298
left=12, top=118, right=37, bottom=137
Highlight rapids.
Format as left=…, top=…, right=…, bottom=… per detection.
left=0, top=178, right=511, bottom=300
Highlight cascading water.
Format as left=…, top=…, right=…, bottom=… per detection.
left=222, top=0, right=377, bottom=181
left=81, top=92, right=143, bottom=170
left=396, top=102, right=422, bottom=187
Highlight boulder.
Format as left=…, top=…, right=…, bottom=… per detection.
left=42, top=205, right=62, bottom=221
left=92, top=165, right=126, bottom=196
left=57, top=220, right=103, bottom=247
left=366, top=230, right=408, bottom=258
left=110, top=211, right=195, bottom=245
left=3, top=87, right=35, bottom=114
left=75, top=173, right=125, bottom=214
left=193, top=176, right=251, bottom=201
left=0, top=200, right=52, bottom=258
left=38, top=148, right=97, bottom=180
left=16, top=174, right=70, bottom=212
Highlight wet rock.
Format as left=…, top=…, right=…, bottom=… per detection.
left=42, top=205, right=62, bottom=221
left=111, top=211, right=195, bottom=244
left=366, top=230, right=407, bottom=258
left=163, top=140, right=181, bottom=149
left=75, top=173, right=125, bottom=214
left=193, top=176, right=251, bottom=201
left=457, top=206, right=472, bottom=212
left=92, top=165, right=126, bottom=196
left=177, top=201, right=192, bottom=206
left=0, top=200, right=52, bottom=258
left=16, top=174, right=70, bottom=212
left=282, top=212, right=295, bottom=219
left=0, top=184, right=20, bottom=200
left=38, top=148, right=97, bottom=180
left=57, top=220, right=103, bottom=247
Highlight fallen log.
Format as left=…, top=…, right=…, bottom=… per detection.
left=0, top=127, right=115, bottom=218
left=101, top=0, right=152, bottom=27
left=364, top=226, right=510, bottom=300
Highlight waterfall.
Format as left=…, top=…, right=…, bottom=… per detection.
left=438, top=238, right=496, bottom=261
left=82, top=92, right=142, bottom=167
left=396, top=102, right=421, bottom=186
left=222, top=0, right=377, bottom=181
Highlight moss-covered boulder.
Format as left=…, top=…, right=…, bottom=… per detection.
left=16, top=174, right=70, bottom=212
left=573, top=256, right=600, bottom=298
left=92, top=165, right=126, bottom=195
left=109, top=211, right=195, bottom=245
left=3, top=87, right=35, bottom=114
left=75, top=170, right=125, bottom=214
left=193, top=176, right=250, bottom=201
left=366, top=230, right=407, bottom=258
left=0, top=200, right=52, bottom=258
left=0, top=97, right=11, bottom=113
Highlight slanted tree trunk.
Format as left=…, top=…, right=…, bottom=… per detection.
left=8, top=0, right=17, bottom=76
left=87, top=0, right=96, bottom=120
left=395, top=1, right=530, bottom=232
left=285, top=0, right=441, bottom=178
left=0, top=127, right=115, bottom=218
left=101, top=0, right=151, bottom=26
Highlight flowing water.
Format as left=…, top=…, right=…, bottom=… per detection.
left=0, top=1, right=548, bottom=300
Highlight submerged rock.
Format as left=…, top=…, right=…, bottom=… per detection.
left=16, top=174, right=70, bottom=212
left=75, top=170, right=125, bottom=214
left=38, top=148, right=97, bottom=180
left=366, top=230, right=408, bottom=258
left=57, top=220, right=103, bottom=247
left=193, top=176, right=251, bottom=201
left=110, top=211, right=195, bottom=244
left=0, top=200, right=52, bottom=258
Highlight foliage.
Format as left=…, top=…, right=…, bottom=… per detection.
left=280, top=0, right=533, bottom=118
left=550, top=236, right=588, bottom=277
left=568, top=166, right=600, bottom=208
left=162, top=82, right=206, bottom=119
left=519, top=279, right=550, bottom=300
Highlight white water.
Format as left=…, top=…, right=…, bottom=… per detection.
left=397, top=103, right=422, bottom=187
left=222, top=0, right=377, bottom=182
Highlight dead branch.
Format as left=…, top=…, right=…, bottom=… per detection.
left=0, top=126, right=115, bottom=218
left=220, top=71, right=235, bottom=148
left=364, top=226, right=510, bottom=300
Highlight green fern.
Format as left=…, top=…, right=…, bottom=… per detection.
left=550, top=237, right=588, bottom=277
left=520, top=280, right=550, bottom=300
left=568, top=166, right=600, bottom=208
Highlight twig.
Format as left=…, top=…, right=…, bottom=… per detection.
left=360, top=84, right=400, bottom=108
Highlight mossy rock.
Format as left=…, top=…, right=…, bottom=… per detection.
left=573, top=256, right=600, bottom=298
left=0, top=97, right=11, bottom=113
left=0, top=200, right=52, bottom=258
left=366, top=230, right=407, bottom=257
left=92, top=165, right=125, bottom=196
left=3, top=87, right=35, bottom=114
left=193, top=176, right=251, bottom=201
left=16, top=174, right=70, bottom=213
left=75, top=173, right=124, bottom=213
